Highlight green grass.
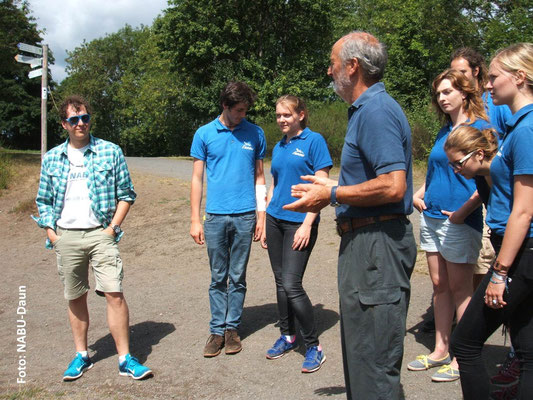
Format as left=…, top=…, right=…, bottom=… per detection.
left=0, top=387, right=47, bottom=400
left=0, top=148, right=40, bottom=155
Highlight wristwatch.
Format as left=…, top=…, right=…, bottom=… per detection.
left=111, top=224, right=122, bottom=236
left=330, top=186, right=340, bottom=207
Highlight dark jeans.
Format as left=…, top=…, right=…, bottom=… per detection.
left=451, top=234, right=533, bottom=400
left=265, top=213, right=319, bottom=348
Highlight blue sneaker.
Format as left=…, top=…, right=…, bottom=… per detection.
left=118, top=354, right=152, bottom=380
left=266, top=336, right=298, bottom=359
left=63, top=352, right=93, bottom=381
left=302, top=346, right=326, bottom=373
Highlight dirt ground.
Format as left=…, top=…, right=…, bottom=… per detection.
left=0, top=154, right=508, bottom=399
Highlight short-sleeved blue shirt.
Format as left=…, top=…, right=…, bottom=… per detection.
left=487, top=104, right=533, bottom=236
left=336, top=82, right=413, bottom=218
left=267, top=128, right=332, bottom=223
left=483, top=91, right=512, bottom=137
left=190, top=117, right=266, bottom=214
left=423, top=119, right=491, bottom=233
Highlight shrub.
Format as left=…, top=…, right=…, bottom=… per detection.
left=0, top=152, right=12, bottom=190
left=258, top=98, right=440, bottom=166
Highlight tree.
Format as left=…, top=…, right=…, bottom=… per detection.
left=0, top=0, right=46, bottom=149
left=58, top=25, right=187, bottom=155
left=155, top=0, right=343, bottom=123
left=58, top=25, right=147, bottom=146
left=463, top=0, right=533, bottom=55
left=341, top=0, right=480, bottom=109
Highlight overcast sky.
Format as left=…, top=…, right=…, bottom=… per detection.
left=27, top=0, right=169, bottom=82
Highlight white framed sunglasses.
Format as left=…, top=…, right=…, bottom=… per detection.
left=448, top=150, right=476, bottom=171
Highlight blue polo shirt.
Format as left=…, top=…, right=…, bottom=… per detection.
left=336, top=82, right=413, bottom=219
left=487, top=104, right=533, bottom=236
left=190, top=117, right=266, bottom=214
left=423, top=119, right=491, bottom=233
left=483, top=91, right=512, bottom=137
left=267, top=128, right=332, bottom=223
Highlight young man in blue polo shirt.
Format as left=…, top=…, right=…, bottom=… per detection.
left=190, top=81, right=267, bottom=357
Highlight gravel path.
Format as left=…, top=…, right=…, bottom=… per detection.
left=0, top=155, right=507, bottom=400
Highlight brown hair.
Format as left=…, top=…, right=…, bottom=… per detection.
left=275, top=95, right=309, bottom=129
left=450, top=47, right=489, bottom=92
left=431, top=69, right=487, bottom=125
left=59, top=95, right=92, bottom=121
left=444, top=126, right=499, bottom=160
left=219, top=81, right=257, bottom=109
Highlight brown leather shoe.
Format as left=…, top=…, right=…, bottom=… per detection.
left=203, top=334, right=224, bottom=357
left=224, top=329, right=242, bottom=354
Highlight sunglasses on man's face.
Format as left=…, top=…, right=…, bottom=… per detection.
left=65, top=114, right=91, bottom=126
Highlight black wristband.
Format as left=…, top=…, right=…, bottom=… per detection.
left=330, top=186, right=340, bottom=207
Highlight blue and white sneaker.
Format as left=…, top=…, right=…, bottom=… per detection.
left=266, top=336, right=298, bottom=359
left=118, top=354, right=152, bottom=380
left=63, top=352, right=93, bottom=381
left=302, top=346, right=326, bottom=373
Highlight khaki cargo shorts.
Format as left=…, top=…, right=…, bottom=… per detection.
left=475, top=223, right=495, bottom=275
left=53, top=226, right=124, bottom=300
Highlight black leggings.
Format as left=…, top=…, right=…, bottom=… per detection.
left=265, top=213, right=319, bottom=348
left=451, top=234, right=533, bottom=399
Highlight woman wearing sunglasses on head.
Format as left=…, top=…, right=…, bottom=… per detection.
left=260, top=95, right=332, bottom=373
left=450, top=43, right=533, bottom=400
left=408, top=69, right=491, bottom=382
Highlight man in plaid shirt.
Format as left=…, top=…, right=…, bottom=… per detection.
left=34, top=95, right=152, bottom=381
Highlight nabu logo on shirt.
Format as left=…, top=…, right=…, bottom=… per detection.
left=68, top=171, right=89, bottom=180
left=242, top=141, right=253, bottom=151
left=292, top=148, right=305, bottom=158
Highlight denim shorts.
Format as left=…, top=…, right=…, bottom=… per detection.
left=420, top=213, right=482, bottom=264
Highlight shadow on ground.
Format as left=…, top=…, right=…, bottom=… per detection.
left=88, top=321, right=175, bottom=364
left=406, top=304, right=437, bottom=351
left=314, top=384, right=407, bottom=399
left=240, top=302, right=339, bottom=358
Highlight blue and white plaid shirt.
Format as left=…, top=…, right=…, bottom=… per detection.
left=33, top=135, right=136, bottom=248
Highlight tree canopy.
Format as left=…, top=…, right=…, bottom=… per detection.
left=0, top=0, right=46, bottom=149
left=5, top=0, right=533, bottom=158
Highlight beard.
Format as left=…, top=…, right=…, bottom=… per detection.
left=332, top=71, right=352, bottom=102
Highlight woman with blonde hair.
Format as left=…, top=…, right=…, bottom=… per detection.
left=408, top=69, right=491, bottom=382
left=261, top=95, right=332, bottom=373
left=451, top=42, right=533, bottom=400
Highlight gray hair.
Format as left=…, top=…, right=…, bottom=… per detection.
left=339, top=31, right=387, bottom=82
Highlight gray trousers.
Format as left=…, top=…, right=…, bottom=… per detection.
left=338, top=217, right=416, bottom=400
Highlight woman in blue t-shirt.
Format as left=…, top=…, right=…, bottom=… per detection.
left=445, top=126, right=522, bottom=396
left=451, top=43, right=533, bottom=400
left=444, top=125, right=498, bottom=207
left=260, top=95, right=332, bottom=373
left=408, top=69, right=490, bottom=382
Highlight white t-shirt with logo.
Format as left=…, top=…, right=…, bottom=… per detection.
left=56, top=144, right=101, bottom=229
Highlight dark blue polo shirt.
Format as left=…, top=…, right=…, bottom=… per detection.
left=336, top=82, right=413, bottom=218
